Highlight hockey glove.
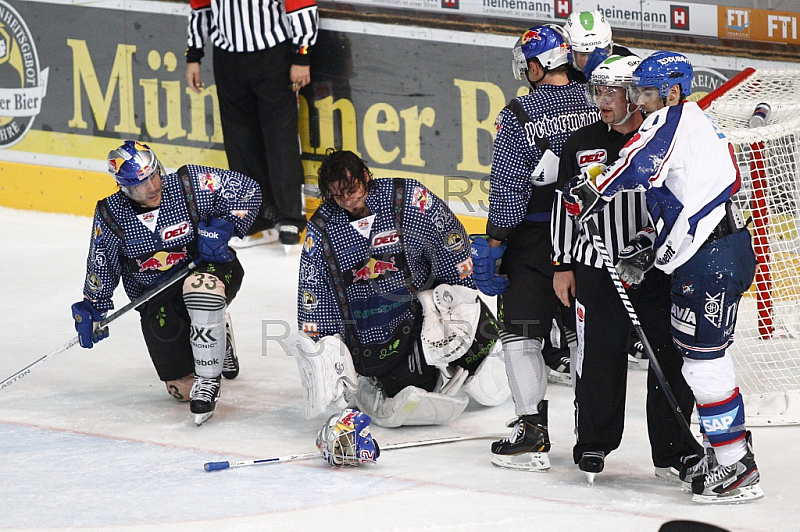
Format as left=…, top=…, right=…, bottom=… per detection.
left=564, top=164, right=607, bottom=224
left=71, top=300, right=109, bottom=349
left=615, top=227, right=656, bottom=287
left=470, top=235, right=510, bottom=296
left=197, top=217, right=235, bottom=263
left=582, top=47, right=611, bottom=79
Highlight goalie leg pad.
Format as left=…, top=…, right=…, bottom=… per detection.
left=183, top=276, right=227, bottom=379
left=356, top=378, right=468, bottom=427
left=294, top=334, right=359, bottom=419
left=419, top=285, right=481, bottom=367
left=462, top=340, right=511, bottom=406
left=503, top=335, right=547, bottom=417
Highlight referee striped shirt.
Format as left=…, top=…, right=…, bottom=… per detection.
left=552, top=121, right=650, bottom=269
left=187, top=0, right=318, bottom=57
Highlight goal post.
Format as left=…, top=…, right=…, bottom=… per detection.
left=698, top=68, right=800, bottom=426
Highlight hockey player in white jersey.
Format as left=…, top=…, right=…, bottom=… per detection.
left=71, top=141, right=261, bottom=425
left=566, top=52, right=762, bottom=503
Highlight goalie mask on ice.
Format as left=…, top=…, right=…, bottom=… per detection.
left=316, top=409, right=380, bottom=467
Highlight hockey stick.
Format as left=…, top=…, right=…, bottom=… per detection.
left=204, top=433, right=504, bottom=471
left=0, top=260, right=198, bottom=391
left=582, top=219, right=699, bottom=444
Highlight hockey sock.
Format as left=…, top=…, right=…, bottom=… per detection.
left=184, top=291, right=226, bottom=379
left=697, top=388, right=747, bottom=466
left=501, top=333, right=547, bottom=416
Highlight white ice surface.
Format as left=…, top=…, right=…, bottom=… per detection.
left=1, top=206, right=798, bottom=531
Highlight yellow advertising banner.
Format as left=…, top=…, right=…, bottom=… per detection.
left=718, top=6, right=799, bottom=45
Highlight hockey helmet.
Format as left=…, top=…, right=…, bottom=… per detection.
left=588, top=54, right=642, bottom=101
left=631, top=51, right=693, bottom=100
left=107, top=140, right=164, bottom=188
left=316, top=409, right=380, bottom=467
left=566, top=10, right=613, bottom=53
left=512, top=25, right=570, bottom=81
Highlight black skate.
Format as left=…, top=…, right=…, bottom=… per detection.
left=678, top=446, right=718, bottom=492
left=627, top=339, right=648, bottom=370
left=691, top=432, right=763, bottom=504
left=544, top=354, right=572, bottom=386
left=222, top=313, right=239, bottom=380
left=190, top=375, right=221, bottom=426
left=490, top=400, right=550, bottom=471
left=579, top=451, right=605, bottom=485
left=654, top=450, right=705, bottom=485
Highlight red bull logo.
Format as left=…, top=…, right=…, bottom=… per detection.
left=521, top=29, right=541, bottom=44
left=352, top=257, right=399, bottom=282
left=136, top=247, right=188, bottom=272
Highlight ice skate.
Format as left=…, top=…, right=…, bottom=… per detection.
left=545, top=354, right=572, bottom=386
left=627, top=339, right=648, bottom=370
left=279, top=224, right=302, bottom=255
left=654, top=451, right=704, bottom=485
left=679, top=446, right=718, bottom=492
left=222, top=313, right=239, bottom=379
left=490, top=401, right=550, bottom=471
left=579, top=451, right=605, bottom=486
left=691, top=432, right=763, bottom=504
left=229, top=228, right=279, bottom=249
left=190, top=375, right=221, bottom=426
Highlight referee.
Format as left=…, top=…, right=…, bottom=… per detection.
left=551, top=55, right=703, bottom=478
left=185, top=0, right=319, bottom=247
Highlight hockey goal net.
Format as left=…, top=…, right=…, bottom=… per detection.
left=699, top=68, right=800, bottom=425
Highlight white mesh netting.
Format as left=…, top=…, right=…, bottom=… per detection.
left=702, top=69, right=800, bottom=425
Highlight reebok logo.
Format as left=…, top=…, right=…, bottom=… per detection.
left=198, top=229, right=219, bottom=239
left=194, top=358, right=220, bottom=366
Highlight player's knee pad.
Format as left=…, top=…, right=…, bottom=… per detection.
left=462, top=340, right=511, bottom=406
left=165, top=373, right=194, bottom=402
left=502, top=334, right=547, bottom=416
left=697, top=388, right=746, bottom=448
left=183, top=274, right=226, bottom=378
left=681, top=355, right=736, bottom=403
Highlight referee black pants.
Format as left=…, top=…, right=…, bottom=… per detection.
left=213, top=42, right=306, bottom=230
left=573, top=264, right=700, bottom=467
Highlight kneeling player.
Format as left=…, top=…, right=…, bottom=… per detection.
left=293, top=150, right=510, bottom=427
left=71, top=140, right=261, bottom=425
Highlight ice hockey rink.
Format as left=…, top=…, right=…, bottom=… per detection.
left=1, top=206, right=799, bottom=531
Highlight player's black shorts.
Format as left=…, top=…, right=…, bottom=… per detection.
left=137, top=259, right=244, bottom=381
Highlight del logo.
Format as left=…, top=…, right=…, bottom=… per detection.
left=161, top=221, right=190, bottom=242
left=670, top=5, right=690, bottom=30
left=577, top=149, right=607, bottom=167
left=372, top=230, right=399, bottom=248
left=441, top=0, right=458, bottom=9
left=0, top=1, right=50, bottom=147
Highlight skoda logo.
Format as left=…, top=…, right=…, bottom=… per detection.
left=0, top=0, right=49, bottom=148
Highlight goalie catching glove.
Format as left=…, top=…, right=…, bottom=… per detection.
left=615, top=227, right=656, bottom=287
left=418, top=284, right=481, bottom=367
left=293, top=333, right=359, bottom=419
left=563, top=163, right=608, bottom=224
left=316, top=408, right=380, bottom=467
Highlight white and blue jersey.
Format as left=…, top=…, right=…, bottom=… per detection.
left=297, top=178, right=475, bottom=349
left=82, top=165, right=261, bottom=311
left=595, top=101, right=741, bottom=274
left=488, top=81, right=600, bottom=239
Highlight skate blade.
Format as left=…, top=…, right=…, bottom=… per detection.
left=546, top=369, right=572, bottom=387
left=691, top=484, right=764, bottom=504
left=490, top=452, right=550, bottom=472
left=586, top=472, right=596, bottom=486
left=654, top=466, right=682, bottom=484
left=194, top=411, right=215, bottom=426
left=628, top=356, right=649, bottom=371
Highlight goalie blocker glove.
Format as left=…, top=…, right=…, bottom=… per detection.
left=615, top=226, right=656, bottom=287
left=470, top=235, right=509, bottom=296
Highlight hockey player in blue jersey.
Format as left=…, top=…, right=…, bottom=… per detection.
left=566, top=52, right=762, bottom=503
left=292, top=150, right=510, bottom=427
left=471, top=25, right=599, bottom=471
left=71, top=140, right=262, bottom=425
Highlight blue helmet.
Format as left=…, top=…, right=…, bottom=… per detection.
left=631, top=51, right=693, bottom=100
left=107, top=140, right=163, bottom=188
left=512, top=25, right=570, bottom=81
left=316, top=409, right=380, bottom=467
